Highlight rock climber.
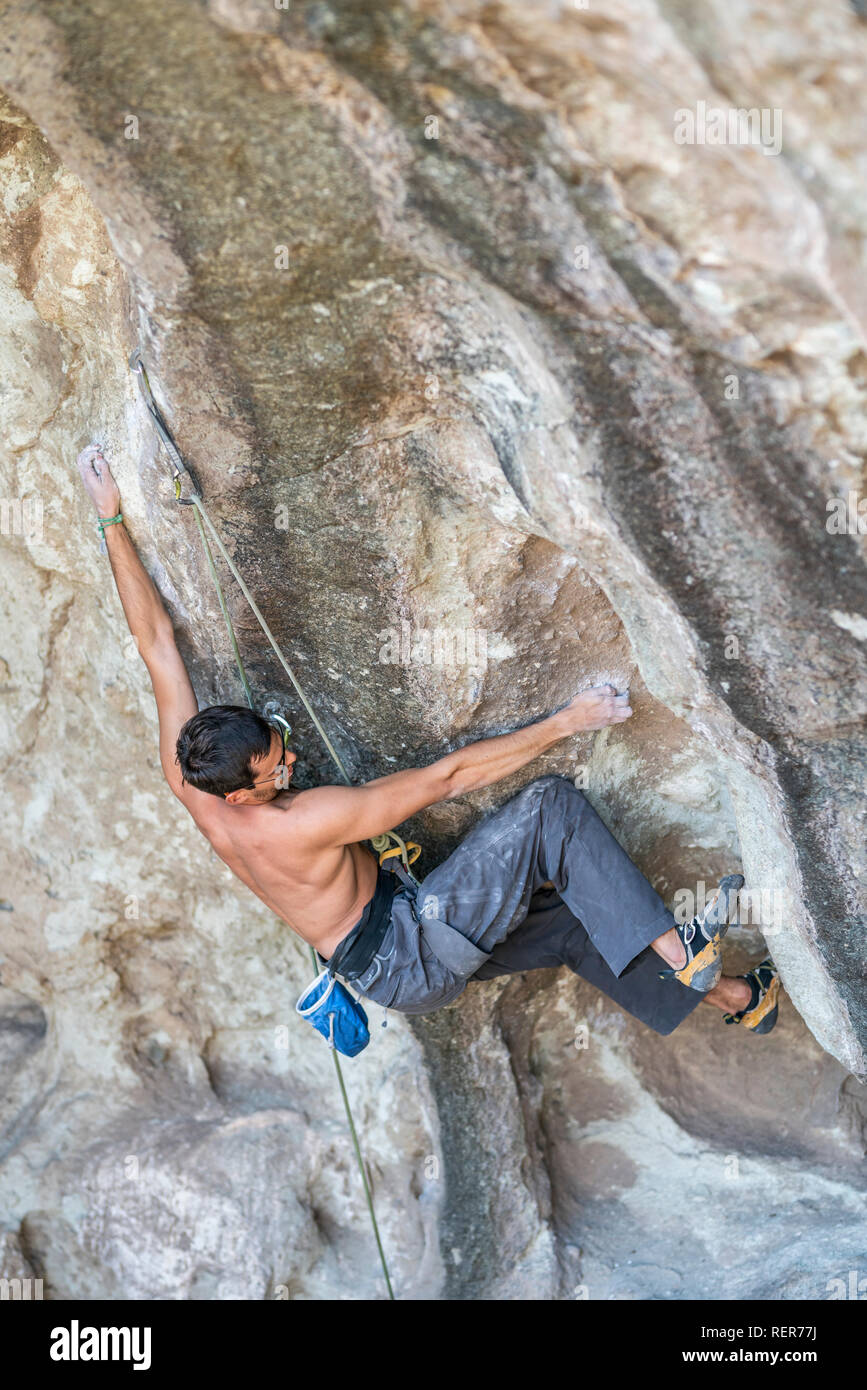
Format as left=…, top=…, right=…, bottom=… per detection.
left=78, top=444, right=781, bottom=1038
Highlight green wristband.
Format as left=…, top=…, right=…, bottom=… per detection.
left=97, top=512, right=124, bottom=536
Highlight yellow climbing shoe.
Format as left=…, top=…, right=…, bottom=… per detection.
left=658, top=874, right=744, bottom=992
left=723, top=958, right=781, bottom=1034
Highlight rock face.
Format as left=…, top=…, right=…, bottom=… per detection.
left=1, top=0, right=865, bottom=1300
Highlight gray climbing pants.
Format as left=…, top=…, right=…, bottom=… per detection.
left=349, top=774, right=704, bottom=1036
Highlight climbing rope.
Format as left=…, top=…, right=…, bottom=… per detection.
left=131, top=349, right=399, bottom=1300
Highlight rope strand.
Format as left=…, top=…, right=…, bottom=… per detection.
left=190, top=495, right=353, bottom=784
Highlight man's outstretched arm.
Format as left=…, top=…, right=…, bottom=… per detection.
left=77, top=446, right=199, bottom=803
left=290, top=686, right=633, bottom=851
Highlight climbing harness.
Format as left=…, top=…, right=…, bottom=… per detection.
left=385, top=855, right=494, bottom=979
left=130, top=348, right=401, bottom=1299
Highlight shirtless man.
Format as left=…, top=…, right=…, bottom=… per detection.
left=78, top=445, right=781, bottom=1036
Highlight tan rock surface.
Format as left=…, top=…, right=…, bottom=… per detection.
left=0, top=0, right=865, bottom=1299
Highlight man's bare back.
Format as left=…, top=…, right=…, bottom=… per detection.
left=193, top=784, right=379, bottom=957
left=77, top=445, right=634, bottom=964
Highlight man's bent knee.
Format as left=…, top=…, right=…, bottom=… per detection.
left=496, top=773, right=584, bottom=824
left=536, top=773, right=583, bottom=800
left=504, top=773, right=565, bottom=807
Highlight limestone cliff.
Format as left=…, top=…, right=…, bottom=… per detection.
left=1, top=0, right=865, bottom=1299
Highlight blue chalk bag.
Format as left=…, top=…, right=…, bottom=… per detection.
left=296, top=968, right=370, bottom=1057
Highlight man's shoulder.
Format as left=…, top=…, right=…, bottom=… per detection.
left=190, top=789, right=317, bottom=845
left=184, top=783, right=357, bottom=860
left=272, top=784, right=346, bottom=838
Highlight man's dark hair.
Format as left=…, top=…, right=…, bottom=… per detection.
left=176, top=704, right=274, bottom=797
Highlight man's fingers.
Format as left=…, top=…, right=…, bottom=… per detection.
left=77, top=443, right=108, bottom=473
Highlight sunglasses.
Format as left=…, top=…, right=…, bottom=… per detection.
left=247, top=716, right=293, bottom=789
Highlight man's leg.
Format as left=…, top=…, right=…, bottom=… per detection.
left=467, top=884, right=753, bottom=1035
left=352, top=776, right=763, bottom=1025
left=416, top=774, right=683, bottom=982
left=701, top=976, right=752, bottom=1014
